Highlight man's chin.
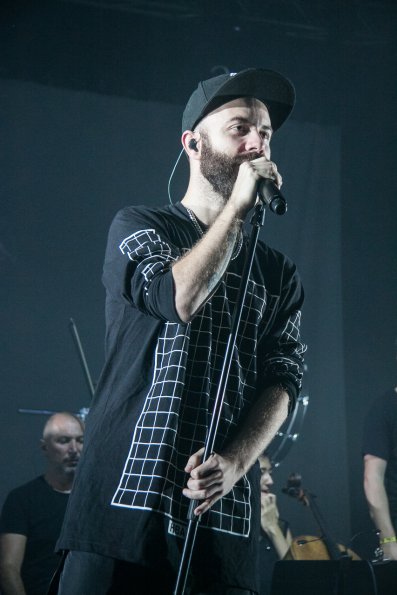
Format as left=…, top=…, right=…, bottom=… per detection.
left=63, top=463, right=79, bottom=473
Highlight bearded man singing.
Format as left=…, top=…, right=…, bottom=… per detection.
left=56, top=68, right=306, bottom=595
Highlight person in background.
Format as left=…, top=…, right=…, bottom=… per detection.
left=363, top=378, right=397, bottom=561
left=0, top=412, right=84, bottom=595
left=258, top=453, right=292, bottom=595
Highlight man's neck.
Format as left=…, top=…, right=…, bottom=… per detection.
left=181, top=176, right=226, bottom=227
left=44, top=471, right=74, bottom=493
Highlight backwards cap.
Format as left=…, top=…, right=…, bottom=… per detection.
left=182, top=68, right=295, bottom=133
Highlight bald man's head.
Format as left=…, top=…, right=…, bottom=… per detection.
left=41, top=412, right=84, bottom=477
left=42, top=412, right=84, bottom=440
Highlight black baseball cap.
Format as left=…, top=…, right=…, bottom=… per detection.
left=182, top=68, right=295, bottom=133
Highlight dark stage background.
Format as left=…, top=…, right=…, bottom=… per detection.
left=1, top=0, right=396, bottom=557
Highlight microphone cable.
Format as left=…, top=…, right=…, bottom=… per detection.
left=167, top=148, right=184, bottom=205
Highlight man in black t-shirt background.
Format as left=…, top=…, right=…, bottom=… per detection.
left=363, top=382, right=397, bottom=561
left=0, top=412, right=84, bottom=595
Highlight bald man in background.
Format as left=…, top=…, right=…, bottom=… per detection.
left=0, top=413, right=84, bottom=595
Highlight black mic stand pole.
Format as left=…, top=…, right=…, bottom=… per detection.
left=69, top=317, right=96, bottom=400
left=174, top=198, right=271, bottom=595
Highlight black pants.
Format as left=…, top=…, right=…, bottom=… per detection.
left=55, top=551, right=256, bottom=595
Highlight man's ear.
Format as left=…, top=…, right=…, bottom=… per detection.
left=182, top=131, right=201, bottom=158
left=40, top=438, right=47, bottom=453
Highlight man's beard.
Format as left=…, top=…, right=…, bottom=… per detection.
left=199, top=131, right=259, bottom=202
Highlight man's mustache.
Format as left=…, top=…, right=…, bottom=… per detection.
left=234, top=152, right=262, bottom=165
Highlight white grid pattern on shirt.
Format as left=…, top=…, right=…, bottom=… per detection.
left=111, top=229, right=303, bottom=537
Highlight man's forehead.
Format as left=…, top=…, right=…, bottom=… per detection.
left=53, top=428, right=83, bottom=436
left=260, top=456, right=271, bottom=469
left=52, top=422, right=83, bottom=435
left=201, top=97, right=271, bottom=127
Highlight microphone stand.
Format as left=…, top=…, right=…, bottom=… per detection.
left=174, top=199, right=272, bottom=595
left=69, top=317, right=96, bottom=399
left=17, top=318, right=94, bottom=422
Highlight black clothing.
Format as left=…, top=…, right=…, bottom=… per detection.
left=58, top=202, right=305, bottom=592
left=57, top=550, right=256, bottom=595
left=0, top=476, right=69, bottom=595
left=258, top=520, right=289, bottom=595
left=362, top=389, right=397, bottom=525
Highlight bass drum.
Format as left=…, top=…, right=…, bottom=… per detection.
left=266, top=393, right=309, bottom=468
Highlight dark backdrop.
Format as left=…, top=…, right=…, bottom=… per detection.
left=1, top=0, right=396, bottom=555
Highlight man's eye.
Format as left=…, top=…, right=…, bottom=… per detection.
left=231, top=125, right=248, bottom=134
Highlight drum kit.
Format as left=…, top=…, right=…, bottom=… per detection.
left=267, top=390, right=309, bottom=469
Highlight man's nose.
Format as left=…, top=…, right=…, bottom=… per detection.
left=68, top=440, right=79, bottom=453
left=245, top=129, right=264, bottom=153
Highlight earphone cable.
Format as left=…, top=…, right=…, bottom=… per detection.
left=167, top=148, right=185, bottom=205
